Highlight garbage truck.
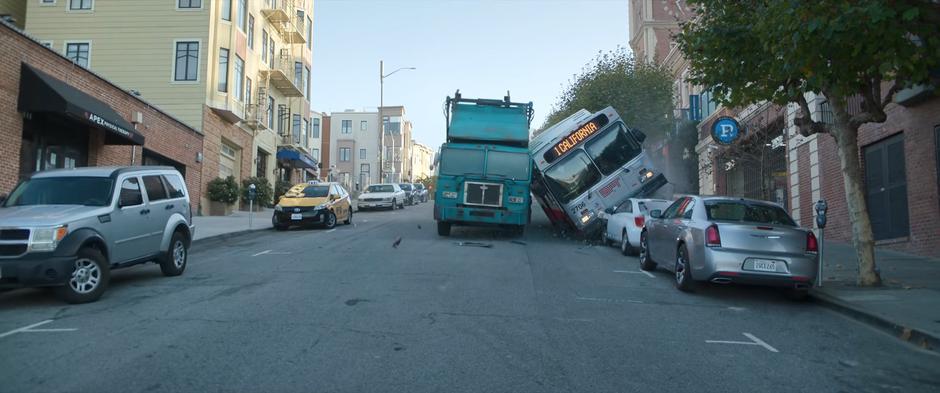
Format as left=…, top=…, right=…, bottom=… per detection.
left=433, top=91, right=534, bottom=236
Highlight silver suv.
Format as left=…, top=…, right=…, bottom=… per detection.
left=0, top=166, right=195, bottom=303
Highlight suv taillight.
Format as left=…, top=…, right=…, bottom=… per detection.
left=806, top=231, right=819, bottom=253
left=705, top=224, right=721, bottom=247
left=634, top=216, right=645, bottom=228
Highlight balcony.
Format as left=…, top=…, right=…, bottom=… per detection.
left=258, top=58, right=304, bottom=98
left=261, top=0, right=306, bottom=44
left=242, top=102, right=267, bottom=130
left=209, top=97, right=246, bottom=124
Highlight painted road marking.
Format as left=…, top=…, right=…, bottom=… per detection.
left=252, top=250, right=272, bottom=257
left=706, top=332, right=779, bottom=353
left=0, top=320, right=77, bottom=339
left=613, top=270, right=655, bottom=278
left=575, top=296, right=644, bottom=304
left=326, top=229, right=336, bottom=233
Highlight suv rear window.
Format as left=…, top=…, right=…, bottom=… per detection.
left=143, top=175, right=169, bottom=201
left=163, top=175, right=186, bottom=199
left=705, top=201, right=796, bottom=226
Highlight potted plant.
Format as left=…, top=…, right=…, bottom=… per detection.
left=240, top=177, right=273, bottom=211
left=206, top=176, right=239, bottom=216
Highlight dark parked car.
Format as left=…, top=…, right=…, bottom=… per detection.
left=398, top=183, right=416, bottom=205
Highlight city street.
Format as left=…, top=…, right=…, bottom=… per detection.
left=1, top=203, right=938, bottom=393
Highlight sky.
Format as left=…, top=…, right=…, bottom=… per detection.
left=310, top=0, right=631, bottom=149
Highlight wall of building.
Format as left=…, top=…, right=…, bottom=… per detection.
left=330, top=111, right=379, bottom=188
left=320, top=115, right=331, bottom=180
left=200, top=105, right=253, bottom=211
left=0, top=21, right=204, bottom=211
left=0, top=0, right=26, bottom=28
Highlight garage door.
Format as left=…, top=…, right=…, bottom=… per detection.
left=864, top=133, right=909, bottom=240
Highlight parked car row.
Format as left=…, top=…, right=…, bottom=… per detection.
left=602, top=195, right=818, bottom=300
left=358, top=183, right=429, bottom=210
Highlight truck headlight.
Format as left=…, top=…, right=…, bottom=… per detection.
left=580, top=210, right=594, bottom=224
left=442, top=191, right=458, bottom=199
left=30, top=225, right=68, bottom=252
left=508, top=196, right=524, bottom=204
left=638, top=168, right=654, bottom=183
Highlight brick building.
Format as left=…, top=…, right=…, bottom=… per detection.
left=0, top=20, right=204, bottom=212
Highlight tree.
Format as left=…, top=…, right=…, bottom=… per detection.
left=676, top=0, right=940, bottom=286
left=540, top=47, right=675, bottom=142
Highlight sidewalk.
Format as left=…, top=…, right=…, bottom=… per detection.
left=192, top=208, right=273, bottom=242
left=813, top=241, right=940, bottom=350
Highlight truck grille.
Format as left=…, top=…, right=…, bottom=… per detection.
left=464, top=182, right=502, bottom=207
left=0, top=229, right=29, bottom=241
left=0, top=244, right=28, bottom=257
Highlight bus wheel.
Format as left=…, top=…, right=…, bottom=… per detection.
left=437, top=221, right=451, bottom=236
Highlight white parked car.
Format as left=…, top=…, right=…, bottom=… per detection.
left=357, top=183, right=406, bottom=210
left=601, top=198, right=672, bottom=255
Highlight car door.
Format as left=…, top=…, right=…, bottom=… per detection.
left=663, top=197, right=696, bottom=267
left=650, top=198, right=685, bottom=261
left=337, top=185, right=351, bottom=219
left=141, top=174, right=172, bottom=249
left=109, top=176, right=153, bottom=263
left=609, top=199, right=633, bottom=241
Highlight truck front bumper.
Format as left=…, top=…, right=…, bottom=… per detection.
left=0, top=252, right=76, bottom=288
left=436, top=205, right=527, bottom=226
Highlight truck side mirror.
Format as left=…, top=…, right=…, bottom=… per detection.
left=650, top=209, right=662, bottom=219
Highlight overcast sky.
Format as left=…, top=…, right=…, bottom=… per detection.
left=309, top=0, right=630, bottom=149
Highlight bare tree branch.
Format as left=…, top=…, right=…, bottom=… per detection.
left=794, top=94, right=827, bottom=137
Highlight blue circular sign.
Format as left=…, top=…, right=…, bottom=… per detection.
left=710, top=117, right=742, bottom=145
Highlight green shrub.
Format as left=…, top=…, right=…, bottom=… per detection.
left=240, top=177, right=274, bottom=207
left=207, top=176, right=239, bottom=204
left=274, top=180, right=294, bottom=201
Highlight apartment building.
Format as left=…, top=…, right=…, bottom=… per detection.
left=17, top=0, right=316, bottom=212
left=410, top=141, right=434, bottom=182
left=381, top=106, right=412, bottom=183
left=328, top=110, right=379, bottom=192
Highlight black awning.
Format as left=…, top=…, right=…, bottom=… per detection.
left=17, top=63, right=145, bottom=145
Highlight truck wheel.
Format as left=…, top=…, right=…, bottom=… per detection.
left=54, top=247, right=111, bottom=304
left=437, top=221, right=451, bottom=236
left=159, top=231, right=188, bottom=276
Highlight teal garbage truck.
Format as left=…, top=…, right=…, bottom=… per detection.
left=433, top=91, right=534, bottom=236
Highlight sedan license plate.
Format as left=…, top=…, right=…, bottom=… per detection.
left=751, top=259, right=777, bottom=272
left=290, top=213, right=303, bottom=221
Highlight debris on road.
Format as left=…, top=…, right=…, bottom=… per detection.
left=455, top=241, right=493, bottom=248
left=510, top=240, right=526, bottom=245
left=393, top=237, right=402, bottom=248
left=417, top=224, right=422, bottom=229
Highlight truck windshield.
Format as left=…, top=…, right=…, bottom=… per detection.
left=4, top=177, right=114, bottom=207
left=585, top=124, right=642, bottom=175
left=542, top=151, right=602, bottom=204
left=486, top=151, right=530, bottom=180
left=440, top=148, right=484, bottom=176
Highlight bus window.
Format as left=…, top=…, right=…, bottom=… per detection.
left=585, top=124, right=642, bottom=175
left=542, top=150, right=602, bottom=204
left=440, top=148, right=484, bottom=176
left=486, top=151, right=530, bottom=180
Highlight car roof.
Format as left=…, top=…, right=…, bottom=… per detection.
left=28, top=166, right=178, bottom=179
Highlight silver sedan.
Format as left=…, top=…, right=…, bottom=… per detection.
left=639, top=196, right=818, bottom=298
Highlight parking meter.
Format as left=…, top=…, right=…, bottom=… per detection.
left=248, top=183, right=257, bottom=201
left=815, top=200, right=828, bottom=229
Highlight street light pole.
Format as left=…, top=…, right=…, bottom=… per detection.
left=378, top=60, right=415, bottom=183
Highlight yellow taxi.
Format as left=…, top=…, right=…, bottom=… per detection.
left=272, top=181, right=352, bottom=230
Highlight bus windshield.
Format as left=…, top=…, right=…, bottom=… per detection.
left=440, top=148, right=484, bottom=176
left=585, top=124, right=642, bottom=175
left=486, top=151, right=530, bottom=180
left=542, top=150, right=602, bottom=204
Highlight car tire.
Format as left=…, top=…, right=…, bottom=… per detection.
left=324, top=211, right=337, bottom=229
left=54, top=247, right=111, bottom=304
left=159, top=231, right=188, bottom=276
left=437, top=221, right=451, bottom=236
left=784, top=288, right=810, bottom=302
left=674, top=244, right=696, bottom=292
left=620, top=230, right=636, bottom=256
left=399, top=200, right=405, bottom=209
left=639, top=231, right=657, bottom=271
left=391, top=199, right=397, bottom=210
left=344, top=209, right=352, bottom=225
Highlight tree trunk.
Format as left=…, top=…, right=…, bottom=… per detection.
left=830, top=122, right=882, bottom=287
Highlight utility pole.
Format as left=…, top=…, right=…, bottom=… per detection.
left=379, top=60, right=384, bottom=183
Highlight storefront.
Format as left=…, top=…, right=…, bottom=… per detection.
left=276, top=146, right=318, bottom=183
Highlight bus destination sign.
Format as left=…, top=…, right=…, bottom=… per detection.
left=543, top=114, right=610, bottom=163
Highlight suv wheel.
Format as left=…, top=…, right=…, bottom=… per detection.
left=54, top=248, right=110, bottom=304
left=160, top=231, right=188, bottom=276
left=323, top=211, right=337, bottom=229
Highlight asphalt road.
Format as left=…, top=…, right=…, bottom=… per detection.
left=2, top=202, right=939, bottom=393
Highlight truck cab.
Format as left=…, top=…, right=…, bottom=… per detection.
left=434, top=91, right=534, bottom=236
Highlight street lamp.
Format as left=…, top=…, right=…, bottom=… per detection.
left=379, top=60, right=415, bottom=183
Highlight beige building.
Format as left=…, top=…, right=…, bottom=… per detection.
left=410, top=141, right=434, bottom=182
left=328, top=109, right=379, bottom=192
left=15, top=0, right=316, bottom=211
left=381, top=106, right=412, bottom=183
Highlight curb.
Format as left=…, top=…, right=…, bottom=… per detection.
left=810, top=289, right=938, bottom=352
left=192, top=227, right=272, bottom=247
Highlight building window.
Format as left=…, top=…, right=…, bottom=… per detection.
left=302, top=118, right=310, bottom=147
left=217, top=48, right=229, bottom=92
left=312, top=118, right=320, bottom=138
left=221, top=0, right=231, bottom=21
left=294, top=61, right=302, bottom=88
left=247, top=14, right=255, bottom=48
left=245, top=77, right=252, bottom=106
left=296, top=9, right=304, bottom=30
left=339, top=148, right=351, bottom=162
left=236, top=0, right=247, bottom=31
left=278, top=105, right=286, bottom=134
left=261, top=29, right=268, bottom=63
left=65, top=42, right=90, bottom=68
left=360, top=120, right=368, bottom=131
left=41, top=0, right=56, bottom=5
left=361, top=163, right=370, bottom=173
left=69, top=0, right=92, bottom=10
left=256, top=148, right=268, bottom=178
left=341, top=120, right=352, bottom=134
left=220, top=143, right=236, bottom=158
left=359, top=148, right=367, bottom=160
left=304, top=66, right=310, bottom=98
left=306, top=16, right=312, bottom=50
left=174, top=41, right=199, bottom=81
left=311, top=148, right=319, bottom=160
left=292, top=114, right=302, bottom=143
left=178, top=0, right=200, bottom=9
left=233, top=55, right=244, bottom=101
left=268, top=36, right=275, bottom=67
left=267, top=96, right=275, bottom=128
